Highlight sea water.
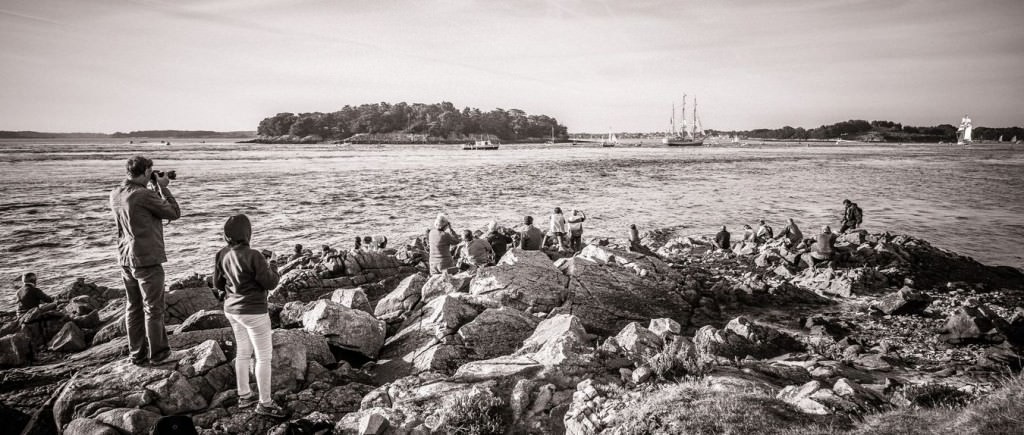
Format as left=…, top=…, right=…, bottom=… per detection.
left=1, top=139, right=1022, bottom=310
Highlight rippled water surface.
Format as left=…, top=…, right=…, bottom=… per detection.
left=1, top=139, right=1022, bottom=310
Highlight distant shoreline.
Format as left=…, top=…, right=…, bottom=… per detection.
left=0, top=130, right=256, bottom=140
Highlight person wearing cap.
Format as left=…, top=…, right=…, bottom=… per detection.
left=213, top=214, right=288, bottom=419
left=16, top=272, right=52, bottom=316
left=428, top=213, right=460, bottom=274
left=566, top=209, right=587, bottom=253
left=484, top=221, right=513, bottom=263
left=109, top=155, right=181, bottom=366
left=519, top=215, right=545, bottom=251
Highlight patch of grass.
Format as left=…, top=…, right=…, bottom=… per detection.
left=892, top=383, right=973, bottom=408
left=608, top=379, right=849, bottom=435
left=436, top=392, right=505, bottom=435
left=641, top=337, right=712, bottom=382
left=852, top=373, right=1024, bottom=435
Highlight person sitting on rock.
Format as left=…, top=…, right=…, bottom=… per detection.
left=715, top=226, right=731, bottom=250
left=801, top=225, right=838, bottom=268
left=353, top=236, right=362, bottom=251
left=549, top=207, right=568, bottom=251
left=373, top=235, right=388, bottom=250
left=741, top=224, right=756, bottom=243
left=484, top=221, right=513, bottom=263
left=16, top=272, right=53, bottom=316
left=755, top=219, right=774, bottom=244
left=519, top=215, right=545, bottom=251
left=320, top=244, right=333, bottom=257
left=428, top=213, right=460, bottom=274
left=775, top=218, right=804, bottom=248
left=566, top=209, right=587, bottom=253
left=457, top=229, right=495, bottom=270
left=362, top=236, right=374, bottom=252
left=289, top=244, right=304, bottom=261
left=212, top=214, right=288, bottom=419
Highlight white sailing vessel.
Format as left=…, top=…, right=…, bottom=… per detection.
left=956, top=114, right=973, bottom=145
left=663, top=94, right=705, bottom=146
left=602, top=130, right=617, bottom=147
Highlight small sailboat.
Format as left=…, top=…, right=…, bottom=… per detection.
left=602, top=130, right=617, bottom=147
left=663, top=94, right=705, bottom=146
left=545, top=126, right=555, bottom=144
left=956, top=114, right=973, bottom=145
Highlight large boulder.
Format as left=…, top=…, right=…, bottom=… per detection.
left=164, top=287, right=219, bottom=325
left=0, top=332, right=33, bottom=367
left=870, top=287, right=932, bottom=315
left=420, top=272, right=473, bottom=302
left=329, top=288, right=372, bottom=314
left=458, top=307, right=540, bottom=359
left=48, top=321, right=87, bottom=352
left=93, top=408, right=162, bottom=435
left=280, top=301, right=313, bottom=328
left=176, top=309, right=230, bottom=334
left=374, top=273, right=427, bottom=321
left=176, top=339, right=227, bottom=376
left=556, top=258, right=692, bottom=336
left=19, top=305, right=70, bottom=348
left=54, top=357, right=209, bottom=429
left=91, top=319, right=127, bottom=346
left=303, top=300, right=386, bottom=358
left=454, top=314, right=597, bottom=382
left=614, top=322, right=664, bottom=357
left=375, top=295, right=479, bottom=381
left=694, top=316, right=804, bottom=360
left=940, top=305, right=1006, bottom=345
left=470, top=249, right=568, bottom=313
left=792, top=267, right=888, bottom=298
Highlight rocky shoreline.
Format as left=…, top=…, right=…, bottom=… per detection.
left=1, top=228, right=1022, bottom=434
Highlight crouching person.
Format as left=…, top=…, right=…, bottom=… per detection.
left=213, top=214, right=288, bottom=418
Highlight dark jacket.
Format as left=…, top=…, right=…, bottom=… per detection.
left=110, top=180, right=181, bottom=267
left=776, top=224, right=803, bottom=246
left=17, top=284, right=52, bottom=314
left=485, top=231, right=513, bottom=262
left=213, top=215, right=279, bottom=315
left=715, top=230, right=731, bottom=250
left=843, top=204, right=858, bottom=224
left=519, top=226, right=545, bottom=250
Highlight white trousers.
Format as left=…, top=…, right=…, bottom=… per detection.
left=225, top=312, right=273, bottom=405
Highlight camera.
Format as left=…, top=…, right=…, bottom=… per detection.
left=151, top=170, right=177, bottom=182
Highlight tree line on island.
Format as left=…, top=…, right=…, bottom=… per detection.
left=255, top=102, right=568, bottom=143
left=711, top=120, right=1024, bottom=143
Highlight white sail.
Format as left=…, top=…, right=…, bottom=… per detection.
left=957, top=115, right=972, bottom=145
left=681, top=94, right=690, bottom=139
left=692, top=97, right=704, bottom=137
left=998, top=135, right=1004, bottom=142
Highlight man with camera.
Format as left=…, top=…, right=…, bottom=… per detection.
left=109, top=155, right=181, bottom=365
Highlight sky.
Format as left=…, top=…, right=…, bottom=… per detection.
left=0, top=0, right=1022, bottom=133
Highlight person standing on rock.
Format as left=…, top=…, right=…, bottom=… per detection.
left=549, top=207, right=568, bottom=251
left=519, top=215, right=545, bottom=250
left=212, top=214, right=288, bottom=419
left=567, top=209, right=587, bottom=253
left=775, top=218, right=804, bottom=248
left=715, top=226, right=731, bottom=250
left=428, top=213, right=460, bottom=274
left=110, top=155, right=180, bottom=366
left=840, top=199, right=863, bottom=233
left=484, top=221, right=513, bottom=263
left=16, top=272, right=52, bottom=316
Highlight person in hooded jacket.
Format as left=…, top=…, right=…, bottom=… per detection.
left=484, top=221, right=513, bottom=263
left=213, top=214, right=288, bottom=419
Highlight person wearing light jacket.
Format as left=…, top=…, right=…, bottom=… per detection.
left=213, top=214, right=287, bottom=419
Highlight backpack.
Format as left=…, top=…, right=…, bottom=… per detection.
left=151, top=416, right=198, bottom=435
left=853, top=205, right=863, bottom=225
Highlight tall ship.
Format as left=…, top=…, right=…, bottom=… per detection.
left=663, top=94, right=705, bottom=146
left=956, top=114, right=973, bottom=145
